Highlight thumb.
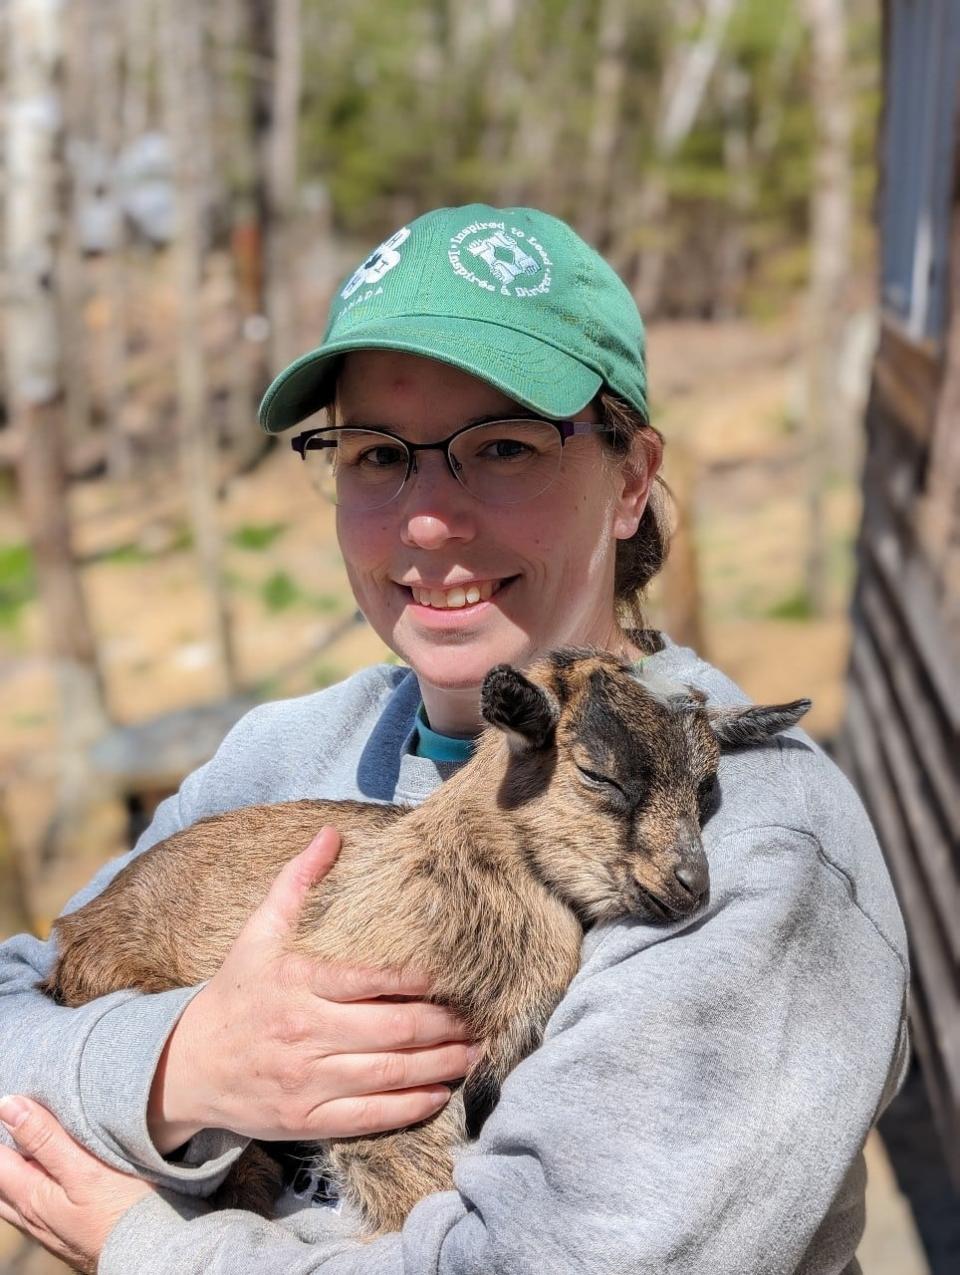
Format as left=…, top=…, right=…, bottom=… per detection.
left=250, top=825, right=342, bottom=943
left=0, top=1097, right=87, bottom=1179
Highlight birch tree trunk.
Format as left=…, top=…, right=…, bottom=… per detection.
left=161, top=0, right=238, bottom=691
left=59, top=0, right=92, bottom=458
left=580, top=0, right=628, bottom=247
left=4, top=0, right=110, bottom=752
left=500, top=2, right=582, bottom=210
left=803, top=0, right=852, bottom=616
left=627, top=0, right=738, bottom=314
left=93, top=0, right=134, bottom=480
left=265, top=0, right=303, bottom=373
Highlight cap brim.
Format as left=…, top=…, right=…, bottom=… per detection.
left=258, top=315, right=603, bottom=433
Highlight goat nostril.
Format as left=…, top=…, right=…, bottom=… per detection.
left=674, top=863, right=706, bottom=898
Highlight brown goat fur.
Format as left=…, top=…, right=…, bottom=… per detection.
left=43, top=648, right=810, bottom=1234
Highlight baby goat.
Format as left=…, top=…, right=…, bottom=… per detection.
left=44, top=648, right=810, bottom=1234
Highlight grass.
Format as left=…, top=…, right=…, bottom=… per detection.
left=229, top=522, right=288, bottom=552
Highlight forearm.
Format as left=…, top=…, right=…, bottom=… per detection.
left=0, top=786, right=247, bottom=1188
left=0, top=933, right=243, bottom=1190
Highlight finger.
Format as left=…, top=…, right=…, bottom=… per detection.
left=323, top=1042, right=474, bottom=1097
left=0, top=1098, right=87, bottom=1183
left=0, top=1194, right=23, bottom=1230
left=250, top=827, right=341, bottom=942
left=0, top=1142, right=60, bottom=1244
left=307, top=1087, right=452, bottom=1139
left=0, top=1141, right=49, bottom=1211
left=311, top=961, right=436, bottom=1002
left=325, top=998, right=473, bottom=1051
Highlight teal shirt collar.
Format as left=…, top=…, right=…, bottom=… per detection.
left=413, top=702, right=475, bottom=763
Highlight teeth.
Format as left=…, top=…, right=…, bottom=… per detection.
left=411, top=581, right=501, bottom=608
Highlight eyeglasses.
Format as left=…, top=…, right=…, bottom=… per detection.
left=290, top=417, right=611, bottom=511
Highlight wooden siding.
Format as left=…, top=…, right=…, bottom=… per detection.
left=836, top=0, right=960, bottom=1189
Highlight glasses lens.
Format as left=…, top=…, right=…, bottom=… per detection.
left=449, top=419, right=563, bottom=505
left=300, top=429, right=409, bottom=510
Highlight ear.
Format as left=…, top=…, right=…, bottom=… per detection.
left=708, top=699, right=812, bottom=749
left=480, top=665, right=560, bottom=751
left=668, top=683, right=707, bottom=707
left=613, top=430, right=661, bottom=541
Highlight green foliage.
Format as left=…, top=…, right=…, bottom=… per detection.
left=100, top=542, right=151, bottom=565
left=229, top=522, right=288, bottom=552
left=260, top=571, right=302, bottom=612
left=765, top=588, right=815, bottom=621
left=0, top=543, right=35, bottom=627
left=170, top=525, right=194, bottom=553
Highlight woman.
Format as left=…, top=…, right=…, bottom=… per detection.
left=0, top=205, right=908, bottom=1274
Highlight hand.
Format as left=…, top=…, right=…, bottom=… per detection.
left=148, top=826, right=474, bottom=1154
left=0, top=1096, right=152, bottom=1274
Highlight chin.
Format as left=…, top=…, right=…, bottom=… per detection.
left=395, top=627, right=537, bottom=692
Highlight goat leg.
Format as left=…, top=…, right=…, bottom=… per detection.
left=322, top=1095, right=465, bottom=1235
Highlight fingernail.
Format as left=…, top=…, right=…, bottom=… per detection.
left=0, top=1095, right=29, bottom=1130
left=466, top=1045, right=482, bottom=1065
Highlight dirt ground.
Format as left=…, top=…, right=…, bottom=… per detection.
left=0, top=312, right=944, bottom=1272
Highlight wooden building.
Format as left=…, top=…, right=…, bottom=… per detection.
left=835, top=0, right=960, bottom=1186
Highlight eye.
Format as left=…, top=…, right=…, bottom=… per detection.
left=575, top=763, right=625, bottom=796
left=697, top=775, right=717, bottom=811
left=476, top=435, right=538, bottom=462
left=354, top=443, right=407, bottom=470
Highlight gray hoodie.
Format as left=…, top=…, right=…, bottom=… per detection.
left=0, top=641, right=909, bottom=1274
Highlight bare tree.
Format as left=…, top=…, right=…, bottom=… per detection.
left=93, top=0, right=135, bottom=480
left=161, top=0, right=238, bottom=691
left=264, top=0, right=303, bottom=372
left=803, top=0, right=852, bottom=615
left=4, top=0, right=111, bottom=823
left=580, top=0, right=629, bottom=247
left=624, top=0, right=738, bottom=313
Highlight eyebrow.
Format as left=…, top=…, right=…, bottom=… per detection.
left=336, top=408, right=548, bottom=431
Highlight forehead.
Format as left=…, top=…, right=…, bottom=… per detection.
left=336, top=350, right=524, bottom=433
left=555, top=661, right=716, bottom=774
left=335, top=350, right=600, bottom=435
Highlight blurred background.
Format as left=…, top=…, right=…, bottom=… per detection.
left=0, top=0, right=957, bottom=1271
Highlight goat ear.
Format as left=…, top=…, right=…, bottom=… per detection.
left=664, top=683, right=708, bottom=712
left=708, top=698, right=812, bottom=749
left=481, top=665, right=560, bottom=750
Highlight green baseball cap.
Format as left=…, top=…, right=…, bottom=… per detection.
left=258, top=204, right=647, bottom=433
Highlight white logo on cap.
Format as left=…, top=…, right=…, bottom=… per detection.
left=341, top=226, right=411, bottom=301
left=448, top=221, right=553, bottom=298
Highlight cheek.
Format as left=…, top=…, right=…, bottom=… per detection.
left=336, top=509, right=393, bottom=571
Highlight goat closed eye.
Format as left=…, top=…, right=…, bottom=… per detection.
left=697, top=775, right=718, bottom=815
left=575, top=763, right=624, bottom=795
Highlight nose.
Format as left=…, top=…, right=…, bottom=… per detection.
left=674, top=856, right=708, bottom=901
left=399, top=454, right=478, bottom=550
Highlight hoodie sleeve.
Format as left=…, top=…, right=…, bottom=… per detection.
left=98, top=822, right=910, bottom=1275
left=0, top=764, right=248, bottom=1192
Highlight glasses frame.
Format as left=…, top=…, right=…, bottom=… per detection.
left=290, top=416, right=611, bottom=508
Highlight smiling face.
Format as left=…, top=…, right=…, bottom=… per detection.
left=333, top=351, right=656, bottom=734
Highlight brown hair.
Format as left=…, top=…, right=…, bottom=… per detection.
left=596, top=389, right=671, bottom=632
